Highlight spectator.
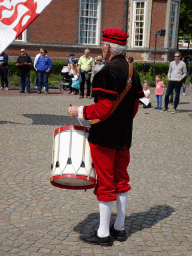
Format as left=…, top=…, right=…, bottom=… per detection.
left=77, top=49, right=94, bottom=99
left=0, top=52, right=8, bottom=90
left=35, top=49, right=52, bottom=95
left=68, top=53, right=78, bottom=68
left=128, top=57, right=136, bottom=69
left=91, top=56, right=105, bottom=82
left=181, top=56, right=188, bottom=95
left=154, top=75, right=164, bottom=110
left=139, top=81, right=151, bottom=108
left=68, top=59, right=79, bottom=95
left=34, top=48, right=44, bottom=89
left=187, top=62, right=192, bottom=95
left=162, top=52, right=187, bottom=113
left=16, top=48, right=32, bottom=94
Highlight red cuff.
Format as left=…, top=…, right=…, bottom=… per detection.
left=83, top=96, right=115, bottom=120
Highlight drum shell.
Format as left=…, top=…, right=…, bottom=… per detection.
left=50, top=126, right=97, bottom=189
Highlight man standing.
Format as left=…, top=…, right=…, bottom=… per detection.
left=78, top=49, right=94, bottom=99
left=0, top=52, right=8, bottom=90
left=68, top=28, right=144, bottom=246
left=16, top=48, right=32, bottom=94
left=163, top=52, right=187, bottom=113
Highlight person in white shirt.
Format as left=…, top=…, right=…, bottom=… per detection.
left=139, top=82, right=151, bottom=108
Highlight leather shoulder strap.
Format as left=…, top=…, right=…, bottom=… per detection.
left=91, top=63, right=133, bottom=125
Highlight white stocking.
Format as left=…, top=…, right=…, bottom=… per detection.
left=97, top=201, right=113, bottom=238
left=114, top=192, right=128, bottom=231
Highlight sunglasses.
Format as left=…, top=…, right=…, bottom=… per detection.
left=97, top=60, right=102, bottom=61
left=174, top=56, right=180, bottom=57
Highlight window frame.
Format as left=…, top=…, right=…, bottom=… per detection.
left=14, top=30, right=27, bottom=42
left=168, top=1, right=179, bottom=49
left=132, top=0, right=146, bottom=48
left=78, top=0, right=101, bottom=46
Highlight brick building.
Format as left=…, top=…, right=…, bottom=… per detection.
left=6, top=0, right=181, bottom=63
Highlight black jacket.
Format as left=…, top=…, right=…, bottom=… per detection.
left=88, top=55, right=144, bottom=150
left=0, top=52, right=8, bottom=68
left=16, top=55, right=32, bottom=73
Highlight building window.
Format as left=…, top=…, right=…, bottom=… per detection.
left=14, top=30, right=27, bottom=42
left=79, top=0, right=101, bottom=45
left=132, top=1, right=146, bottom=47
left=169, top=2, right=179, bottom=49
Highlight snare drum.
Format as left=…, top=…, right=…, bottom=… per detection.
left=50, top=126, right=97, bottom=189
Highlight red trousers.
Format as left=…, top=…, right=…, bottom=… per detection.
left=89, top=142, right=131, bottom=202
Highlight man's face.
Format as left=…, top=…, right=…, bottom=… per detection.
left=20, top=49, right=25, bottom=56
left=101, top=41, right=110, bottom=60
left=174, top=54, right=180, bottom=62
left=84, top=50, right=89, bottom=57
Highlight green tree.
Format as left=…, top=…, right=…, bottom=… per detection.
left=179, top=0, right=192, bottom=41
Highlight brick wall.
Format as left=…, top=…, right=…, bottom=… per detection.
left=28, top=0, right=79, bottom=45
left=101, top=0, right=126, bottom=31
left=150, top=0, right=168, bottom=49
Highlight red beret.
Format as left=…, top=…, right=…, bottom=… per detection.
left=102, top=28, right=129, bottom=45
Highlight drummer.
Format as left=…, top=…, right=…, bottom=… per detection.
left=68, top=28, right=144, bottom=246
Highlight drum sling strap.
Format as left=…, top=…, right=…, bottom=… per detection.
left=91, top=63, right=134, bottom=125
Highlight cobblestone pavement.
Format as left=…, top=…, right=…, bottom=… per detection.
left=0, top=88, right=192, bottom=256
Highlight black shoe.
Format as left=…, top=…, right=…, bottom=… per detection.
left=154, top=107, right=159, bottom=109
left=79, top=231, right=113, bottom=246
left=110, top=225, right=126, bottom=242
left=19, top=91, right=24, bottom=93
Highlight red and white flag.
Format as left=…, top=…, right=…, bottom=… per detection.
left=0, top=0, right=53, bottom=53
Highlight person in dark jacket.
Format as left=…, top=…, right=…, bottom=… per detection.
left=0, top=52, right=8, bottom=90
left=16, top=48, right=32, bottom=94
left=68, top=28, right=144, bottom=246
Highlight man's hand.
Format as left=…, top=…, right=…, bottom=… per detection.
left=68, top=106, right=79, bottom=118
left=177, top=78, right=183, bottom=82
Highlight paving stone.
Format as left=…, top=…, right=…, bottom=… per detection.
left=0, top=90, right=192, bottom=255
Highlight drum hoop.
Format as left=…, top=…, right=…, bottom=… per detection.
left=50, top=174, right=96, bottom=190
left=54, top=126, right=90, bottom=135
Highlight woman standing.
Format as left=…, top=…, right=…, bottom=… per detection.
left=91, top=56, right=105, bottom=81
left=68, top=59, right=79, bottom=95
left=35, top=49, right=52, bottom=94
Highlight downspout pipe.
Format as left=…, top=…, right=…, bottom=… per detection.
left=124, top=0, right=129, bottom=33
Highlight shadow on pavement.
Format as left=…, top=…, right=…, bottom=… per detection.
left=0, top=120, right=23, bottom=125
left=23, top=114, right=90, bottom=126
left=177, top=109, right=192, bottom=113
left=73, top=205, right=175, bottom=241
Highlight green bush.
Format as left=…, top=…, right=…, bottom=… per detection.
left=48, top=73, right=63, bottom=86
left=8, top=74, right=20, bottom=86
left=8, top=61, right=68, bottom=76
left=30, top=70, right=36, bottom=84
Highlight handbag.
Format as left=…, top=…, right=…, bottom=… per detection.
left=71, top=80, right=80, bottom=90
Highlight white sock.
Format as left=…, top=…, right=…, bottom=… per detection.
left=114, top=192, right=128, bottom=231
left=97, top=201, right=113, bottom=238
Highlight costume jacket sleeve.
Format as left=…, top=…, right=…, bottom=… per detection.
left=82, top=96, right=115, bottom=120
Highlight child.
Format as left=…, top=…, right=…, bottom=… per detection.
left=154, top=75, right=164, bottom=109
left=139, top=81, right=151, bottom=108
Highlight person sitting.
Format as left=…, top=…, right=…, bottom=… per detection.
left=139, top=81, right=151, bottom=108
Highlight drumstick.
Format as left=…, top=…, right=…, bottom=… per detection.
left=70, top=104, right=83, bottom=126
